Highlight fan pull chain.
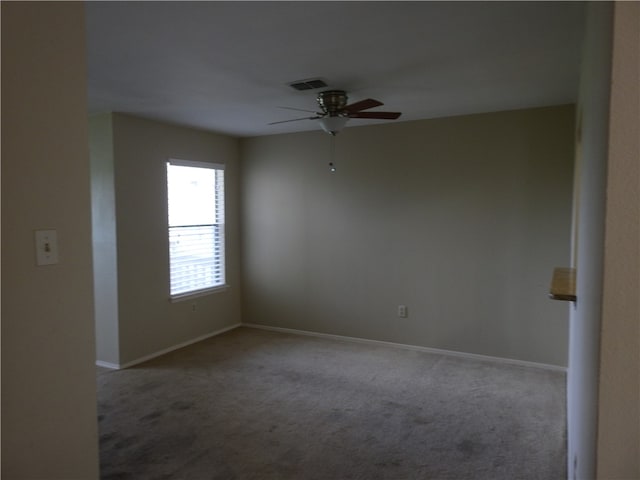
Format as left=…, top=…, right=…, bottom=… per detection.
left=329, top=135, right=336, bottom=173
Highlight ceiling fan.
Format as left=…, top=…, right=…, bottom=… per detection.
left=270, top=90, right=402, bottom=135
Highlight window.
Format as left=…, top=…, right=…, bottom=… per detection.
left=167, top=159, right=225, bottom=299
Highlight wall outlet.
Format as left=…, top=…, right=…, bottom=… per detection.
left=398, top=305, right=408, bottom=318
left=191, top=303, right=197, bottom=312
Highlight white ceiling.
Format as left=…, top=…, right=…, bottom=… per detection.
left=85, top=1, right=586, bottom=138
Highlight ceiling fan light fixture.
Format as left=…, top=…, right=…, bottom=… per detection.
left=270, top=88, right=401, bottom=133
left=319, top=116, right=349, bottom=135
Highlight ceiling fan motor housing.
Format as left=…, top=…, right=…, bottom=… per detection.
left=317, top=90, right=348, bottom=116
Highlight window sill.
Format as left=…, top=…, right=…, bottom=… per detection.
left=169, top=285, right=230, bottom=303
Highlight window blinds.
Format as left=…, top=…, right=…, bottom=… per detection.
left=167, top=160, right=225, bottom=298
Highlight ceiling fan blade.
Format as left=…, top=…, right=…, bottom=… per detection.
left=277, top=106, right=321, bottom=114
left=349, top=111, right=402, bottom=120
left=268, top=116, right=321, bottom=125
left=343, top=98, right=384, bottom=114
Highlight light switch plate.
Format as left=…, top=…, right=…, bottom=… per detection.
left=35, top=229, right=58, bottom=265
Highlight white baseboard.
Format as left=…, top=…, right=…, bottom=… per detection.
left=96, top=360, right=120, bottom=370
left=242, top=323, right=567, bottom=373
left=95, top=323, right=242, bottom=370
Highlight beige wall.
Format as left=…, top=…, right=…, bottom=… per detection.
left=241, top=105, right=574, bottom=366
left=100, top=114, right=242, bottom=365
left=90, top=114, right=120, bottom=365
left=597, top=2, right=640, bottom=477
left=1, top=2, right=100, bottom=479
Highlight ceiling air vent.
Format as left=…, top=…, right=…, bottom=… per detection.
left=288, top=78, right=328, bottom=91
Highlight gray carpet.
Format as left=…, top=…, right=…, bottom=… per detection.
left=97, top=327, right=566, bottom=479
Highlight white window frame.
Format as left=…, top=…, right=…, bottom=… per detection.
left=166, top=159, right=227, bottom=301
